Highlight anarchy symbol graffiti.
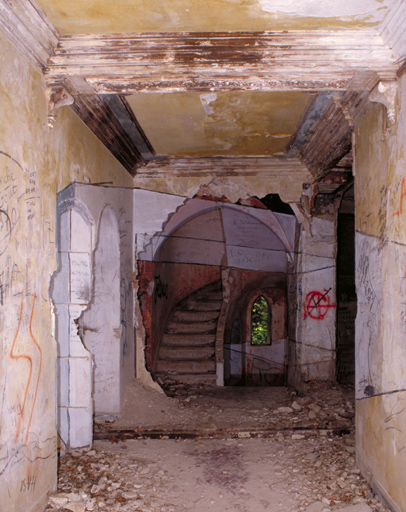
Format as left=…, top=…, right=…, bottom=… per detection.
left=303, top=288, right=336, bottom=320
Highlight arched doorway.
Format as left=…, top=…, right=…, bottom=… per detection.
left=137, top=197, right=296, bottom=388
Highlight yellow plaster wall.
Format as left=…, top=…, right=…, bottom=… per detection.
left=0, top=32, right=131, bottom=512
left=354, top=75, right=406, bottom=512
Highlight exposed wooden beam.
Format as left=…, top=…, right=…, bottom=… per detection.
left=103, top=95, right=155, bottom=160
left=45, top=30, right=397, bottom=94
left=136, top=156, right=312, bottom=179
left=287, top=73, right=381, bottom=177
left=70, top=94, right=147, bottom=175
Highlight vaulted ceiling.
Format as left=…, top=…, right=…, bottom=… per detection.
left=4, top=0, right=405, bottom=202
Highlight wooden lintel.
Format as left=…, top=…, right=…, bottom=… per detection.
left=45, top=30, right=397, bottom=94
left=136, top=156, right=312, bottom=179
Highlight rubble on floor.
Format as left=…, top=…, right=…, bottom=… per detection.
left=46, top=432, right=389, bottom=512
left=95, top=379, right=355, bottom=435
left=47, top=380, right=390, bottom=512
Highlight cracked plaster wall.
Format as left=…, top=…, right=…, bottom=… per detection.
left=288, top=212, right=338, bottom=389
left=354, top=75, right=406, bottom=512
left=0, top=31, right=132, bottom=512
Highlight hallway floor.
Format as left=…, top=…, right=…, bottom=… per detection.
left=46, top=382, right=390, bottom=512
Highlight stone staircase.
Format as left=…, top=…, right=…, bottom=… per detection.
left=153, top=280, right=223, bottom=387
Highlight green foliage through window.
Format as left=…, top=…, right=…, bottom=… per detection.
left=251, top=295, right=270, bottom=345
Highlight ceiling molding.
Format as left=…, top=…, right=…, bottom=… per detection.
left=136, top=156, right=312, bottom=179
left=379, top=0, right=406, bottom=65
left=0, top=0, right=59, bottom=71
left=45, top=30, right=397, bottom=94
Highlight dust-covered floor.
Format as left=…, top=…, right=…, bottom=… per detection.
left=95, top=379, right=355, bottom=434
left=46, top=381, right=390, bottom=512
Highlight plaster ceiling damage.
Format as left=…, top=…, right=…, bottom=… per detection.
left=127, top=92, right=312, bottom=157
left=29, top=0, right=400, bottom=200
left=36, top=0, right=396, bottom=34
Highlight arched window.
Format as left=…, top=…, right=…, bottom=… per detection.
left=251, top=295, right=271, bottom=345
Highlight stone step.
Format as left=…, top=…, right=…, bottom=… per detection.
left=162, top=333, right=216, bottom=346
left=165, top=320, right=217, bottom=334
left=159, top=345, right=214, bottom=360
left=154, top=372, right=217, bottom=386
left=193, top=290, right=223, bottom=302
left=184, top=299, right=223, bottom=311
left=155, top=359, right=216, bottom=374
left=171, top=310, right=220, bottom=322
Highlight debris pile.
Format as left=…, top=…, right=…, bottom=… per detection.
left=46, top=432, right=389, bottom=512
left=46, top=447, right=176, bottom=512
left=46, top=381, right=389, bottom=512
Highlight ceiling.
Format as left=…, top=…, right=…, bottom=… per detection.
left=35, top=0, right=395, bottom=34
left=23, top=0, right=402, bottom=201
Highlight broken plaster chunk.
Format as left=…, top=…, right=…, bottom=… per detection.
left=292, top=433, right=306, bottom=440
left=63, top=503, right=85, bottom=512
left=308, top=410, right=317, bottom=420
left=67, top=493, right=83, bottom=503
left=48, top=494, right=69, bottom=508
left=309, top=404, right=322, bottom=414
left=122, top=491, right=140, bottom=500
left=335, top=503, right=372, bottom=512
left=278, top=406, right=294, bottom=413
left=305, top=501, right=326, bottom=512
left=292, top=401, right=302, bottom=411
left=85, top=500, right=97, bottom=511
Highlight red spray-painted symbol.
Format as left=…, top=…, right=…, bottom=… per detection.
left=303, top=288, right=336, bottom=320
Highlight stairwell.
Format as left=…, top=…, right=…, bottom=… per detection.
left=153, top=280, right=223, bottom=387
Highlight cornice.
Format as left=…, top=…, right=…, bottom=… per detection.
left=45, top=29, right=397, bottom=94
left=0, top=0, right=59, bottom=71
left=379, top=0, right=406, bottom=65
left=136, top=156, right=312, bottom=179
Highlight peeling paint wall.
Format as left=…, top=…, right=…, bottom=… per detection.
left=0, top=31, right=131, bottom=512
left=354, top=76, right=406, bottom=512
left=288, top=212, right=338, bottom=389
left=52, top=183, right=135, bottom=448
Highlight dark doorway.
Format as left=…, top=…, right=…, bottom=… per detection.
left=336, top=186, right=356, bottom=385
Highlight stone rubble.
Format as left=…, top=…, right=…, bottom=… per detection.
left=46, top=381, right=390, bottom=512
left=46, top=431, right=390, bottom=512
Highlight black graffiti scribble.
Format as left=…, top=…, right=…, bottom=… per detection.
left=0, top=209, right=11, bottom=256
left=154, top=275, right=168, bottom=304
